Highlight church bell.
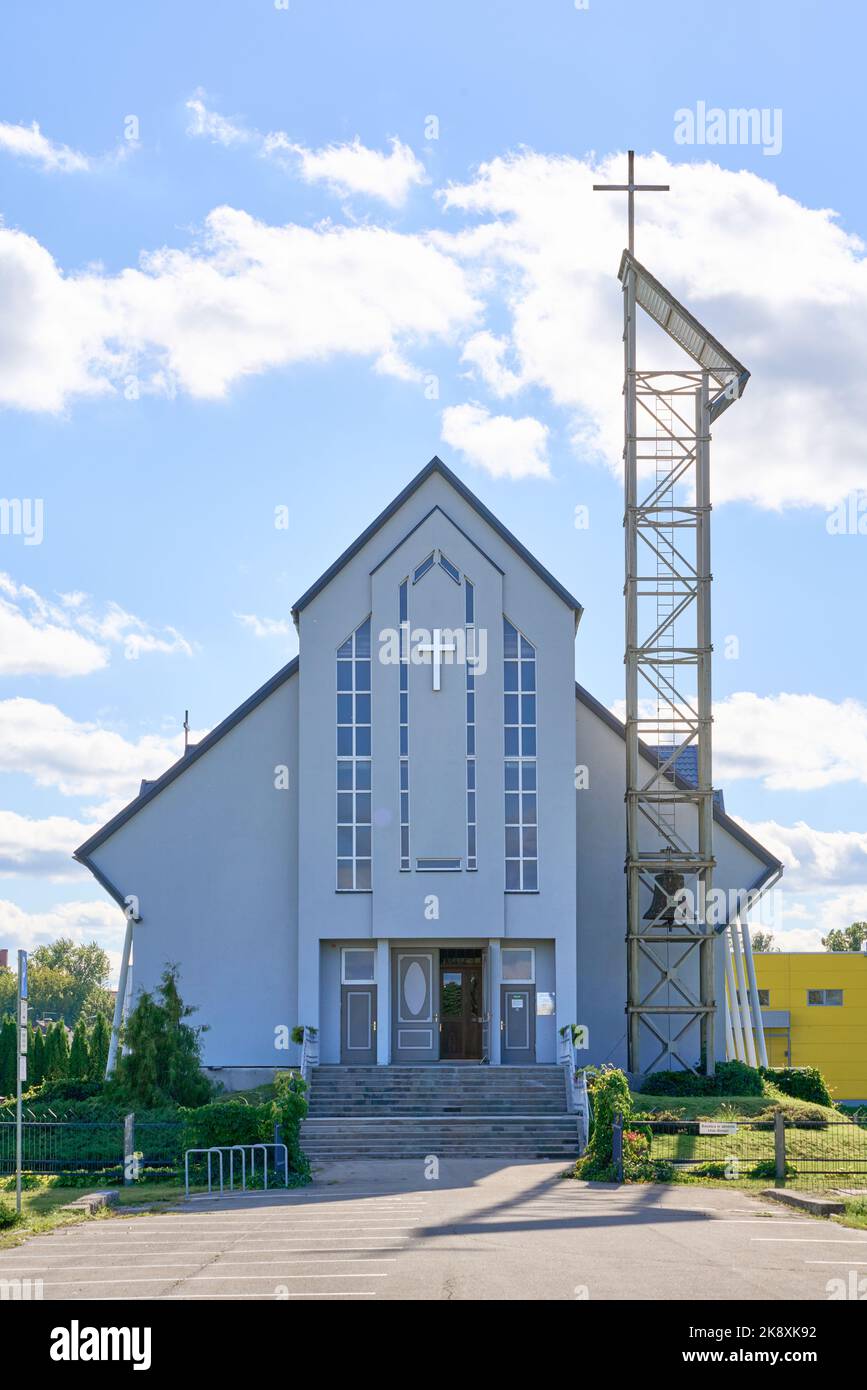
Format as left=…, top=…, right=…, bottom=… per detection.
left=644, top=867, right=686, bottom=925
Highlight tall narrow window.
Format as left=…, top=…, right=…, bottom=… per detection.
left=466, top=580, right=477, bottom=870
left=504, top=617, right=537, bottom=891
left=399, top=580, right=410, bottom=870
left=336, top=617, right=372, bottom=891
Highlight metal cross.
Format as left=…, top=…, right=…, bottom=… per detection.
left=593, top=150, right=669, bottom=256
left=416, top=628, right=456, bottom=692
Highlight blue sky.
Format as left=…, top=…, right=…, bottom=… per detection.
left=0, top=0, right=865, bottom=970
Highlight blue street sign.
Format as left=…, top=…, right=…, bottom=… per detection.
left=18, top=950, right=27, bottom=1000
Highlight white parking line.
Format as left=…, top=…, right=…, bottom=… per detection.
left=39, top=1273, right=391, bottom=1287
left=751, top=1237, right=867, bottom=1244
left=0, top=1258, right=399, bottom=1273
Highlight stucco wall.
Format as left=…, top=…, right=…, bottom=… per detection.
left=90, top=676, right=299, bottom=1068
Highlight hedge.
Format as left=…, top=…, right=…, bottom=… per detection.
left=760, top=1066, right=833, bottom=1108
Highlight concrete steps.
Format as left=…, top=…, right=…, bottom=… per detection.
left=302, top=1065, right=578, bottom=1160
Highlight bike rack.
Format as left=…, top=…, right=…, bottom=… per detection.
left=184, top=1142, right=289, bottom=1199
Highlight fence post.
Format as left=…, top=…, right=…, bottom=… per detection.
left=124, top=1112, right=135, bottom=1186
left=774, top=1109, right=786, bottom=1186
left=612, top=1111, right=624, bottom=1182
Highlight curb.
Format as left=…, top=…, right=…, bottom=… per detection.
left=61, top=1190, right=120, bottom=1215
left=760, top=1187, right=845, bottom=1217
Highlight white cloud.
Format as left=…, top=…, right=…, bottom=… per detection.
left=0, top=574, right=192, bottom=674
left=235, top=612, right=293, bottom=639
left=736, top=819, right=867, bottom=891
left=186, top=95, right=425, bottom=207
left=611, top=690, right=867, bottom=792
left=735, top=816, right=867, bottom=951
left=0, top=119, right=91, bottom=173
left=714, top=692, right=867, bottom=791
left=441, top=402, right=550, bottom=480
left=0, top=208, right=478, bottom=412
left=0, top=898, right=126, bottom=981
left=265, top=133, right=426, bottom=208
left=460, top=331, right=523, bottom=397
left=0, top=810, right=98, bottom=878
left=440, top=151, right=867, bottom=509
left=0, top=698, right=188, bottom=801
left=185, top=94, right=252, bottom=148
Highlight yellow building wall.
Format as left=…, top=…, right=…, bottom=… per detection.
left=754, top=952, right=867, bottom=1102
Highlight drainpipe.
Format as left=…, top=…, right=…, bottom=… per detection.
left=105, top=896, right=142, bottom=1078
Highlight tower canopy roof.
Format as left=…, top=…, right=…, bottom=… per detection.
left=618, top=250, right=750, bottom=420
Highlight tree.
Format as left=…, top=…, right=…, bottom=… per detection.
left=0, top=1015, right=16, bottom=1098
left=44, top=1020, right=70, bottom=1081
left=68, top=1020, right=91, bottom=1079
left=0, top=967, right=14, bottom=1019
left=29, top=940, right=111, bottom=1026
left=88, top=1013, right=110, bottom=1081
left=750, top=931, right=778, bottom=952
left=114, top=964, right=212, bottom=1108
left=822, top=922, right=867, bottom=952
left=30, top=1026, right=46, bottom=1089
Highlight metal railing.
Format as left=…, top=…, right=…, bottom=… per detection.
left=612, top=1111, right=867, bottom=1189
left=0, top=1118, right=182, bottom=1176
left=184, top=1143, right=289, bottom=1198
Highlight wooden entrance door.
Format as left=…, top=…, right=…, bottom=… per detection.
left=440, top=961, right=484, bottom=1060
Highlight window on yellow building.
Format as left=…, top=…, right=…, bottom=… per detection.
left=757, top=989, right=770, bottom=1006
left=807, top=988, right=843, bottom=1006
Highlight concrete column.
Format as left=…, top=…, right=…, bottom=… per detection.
left=555, top=932, right=578, bottom=1066
left=376, top=939, right=390, bottom=1065
left=488, top=939, right=501, bottom=1065
left=298, top=934, right=320, bottom=1046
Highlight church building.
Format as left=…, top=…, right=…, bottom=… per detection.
left=74, top=457, right=781, bottom=1083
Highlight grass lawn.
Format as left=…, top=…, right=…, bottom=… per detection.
left=834, top=1198, right=867, bottom=1231
left=0, top=1176, right=192, bottom=1250
left=629, top=1091, right=867, bottom=1186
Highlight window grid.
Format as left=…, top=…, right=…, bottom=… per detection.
left=466, top=579, right=477, bottom=871
left=399, top=580, right=410, bottom=870
left=807, top=988, right=843, bottom=1006
left=336, top=617, right=372, bottom=891
left=504, top=617, right=537, bottom=891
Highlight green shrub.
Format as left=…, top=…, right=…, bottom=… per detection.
left=274, top=1070, right=310, bottom=1180
left=181, top=1100, right=273, bottom=1152
left=0, top=1199, right=23, bottom=1229
left=574, top=1065, right=632, bottom=1181
left=639, top=1060, right=763, bottom=1097
left=760, top=1066, right=833, bottom=1108
left=748, top=1158, right=796, bottom=1180
left=26, top=1078, right=105, bottom=1104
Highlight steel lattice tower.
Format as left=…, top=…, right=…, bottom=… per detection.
left=618, top=250, right=750, bottom=1075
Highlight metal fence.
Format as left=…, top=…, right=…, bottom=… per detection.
left=0, top=1119, right=183, bottom=1177
left=613, top=1113, right=867, bottom=1190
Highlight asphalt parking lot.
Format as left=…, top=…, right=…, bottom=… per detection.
left=1, top=1162, right=865, bottom=1300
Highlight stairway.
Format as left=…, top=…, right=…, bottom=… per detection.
left=301, top=1065, right=579, bottom=1160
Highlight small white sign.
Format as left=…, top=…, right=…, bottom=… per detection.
left=699, top=1121, right=738, bottom=1135
left=511, top=998, right=524, bottom=1009
left=19, top=1027, right=28, bottom=1055
left=19, top=1000, right=27, bottom=1027
left=18, top=1055, right=27, bottom=1081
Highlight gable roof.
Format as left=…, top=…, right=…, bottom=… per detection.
left=291, top=455, right=583, bottom=621
left=575, top=681, right=782, bottom=877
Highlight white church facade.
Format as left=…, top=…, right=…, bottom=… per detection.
left=75, top=458, right=781, bottom=1081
